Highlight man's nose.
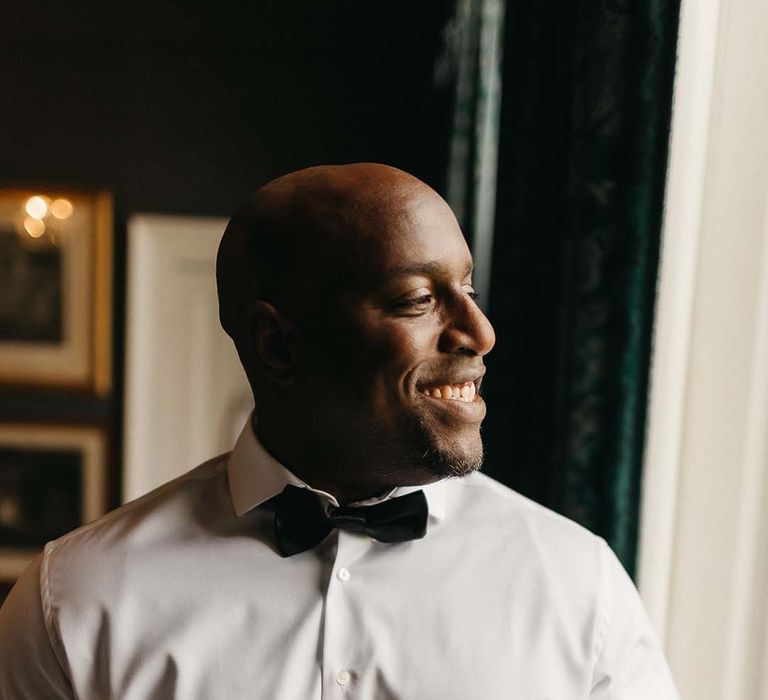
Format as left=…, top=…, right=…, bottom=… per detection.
left=439, top=295, right=496, bottom=356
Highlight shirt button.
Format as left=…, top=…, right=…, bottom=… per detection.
left=337, top=567, right=351, bottom=582
left=335, top=670, right=351, bottom=686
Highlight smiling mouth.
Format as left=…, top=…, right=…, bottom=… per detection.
left=420, top=381, right=478, bottom=403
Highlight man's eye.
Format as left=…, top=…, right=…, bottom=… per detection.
left=393, top=294, right=434, bottom=310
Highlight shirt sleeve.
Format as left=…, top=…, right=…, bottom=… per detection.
left=589, top=540, right=680, bottom=699
left=0, top=552, right=74, bottom=699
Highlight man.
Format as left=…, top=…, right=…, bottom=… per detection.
left=0, top=164, right=679, bottom=698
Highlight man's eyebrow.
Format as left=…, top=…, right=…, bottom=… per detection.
left=384, top=260, right=474, bottom=279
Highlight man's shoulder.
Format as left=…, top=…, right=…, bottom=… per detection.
left=453, top=470, right=598, bottom=534
left=41, top=453, right=233, bottom=598
left=445, top=471, right=609, bottom=579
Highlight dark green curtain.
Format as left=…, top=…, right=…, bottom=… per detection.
left=475, top=0, right=680, bottom=576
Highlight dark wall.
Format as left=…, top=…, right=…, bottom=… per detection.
left=1, top=0, right=455, bottom=504
left=2, top=1, right=453, bottom=213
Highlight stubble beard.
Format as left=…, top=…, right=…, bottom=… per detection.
left=313, top=402, right=485, bottom=487
left=396, top=410, right=485, bottom=480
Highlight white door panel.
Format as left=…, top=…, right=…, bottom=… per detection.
left=124, top=215, right=253, bottom=501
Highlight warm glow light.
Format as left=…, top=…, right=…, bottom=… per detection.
left=0, top=495, right=20, bottom=527
left=23, top=216, right=46, bottom=238
left=25, top=195, right=49, bottom=219
left=50, top=198, right=74, bottom=219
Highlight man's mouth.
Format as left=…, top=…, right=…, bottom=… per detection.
left=420, top=381, right=478, bottom=403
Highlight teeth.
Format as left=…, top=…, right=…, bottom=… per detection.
left=423, top=381, right=478, bottom=403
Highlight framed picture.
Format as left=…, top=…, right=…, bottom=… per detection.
left=0, top=423, right=108, bottom=579
left=0, top=187, right=113, bottom=394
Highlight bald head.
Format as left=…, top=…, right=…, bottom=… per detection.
left=217, top=163, right=437, bottom=344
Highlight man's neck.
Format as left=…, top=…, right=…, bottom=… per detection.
left=253, top=414, right=407, bottom=505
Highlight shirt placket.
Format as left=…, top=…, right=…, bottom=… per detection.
left=320, top=529, right=371, bottom=699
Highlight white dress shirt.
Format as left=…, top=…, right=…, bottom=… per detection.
left=0, top=421, right=679, bottom=699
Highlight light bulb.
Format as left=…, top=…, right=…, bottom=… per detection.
left=50, top=198, right=74, bottom=220
left=24, top=195, right=49, bottom=219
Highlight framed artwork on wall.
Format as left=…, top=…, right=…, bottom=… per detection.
left=0, top=187, right=113, bottom=394
left=0, top=423, right=108, bottom=579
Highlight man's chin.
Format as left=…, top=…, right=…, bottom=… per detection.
left=424, top=447, right=484, bottom=478
left=412, top=431, right=485, bottom=479
left=394, top=411, right=485, bottom=480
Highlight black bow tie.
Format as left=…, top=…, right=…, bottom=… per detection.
left=273, top=484, right=428, bottom=557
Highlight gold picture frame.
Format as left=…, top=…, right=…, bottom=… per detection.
left=0, top=423, right=108, bottom=579
left=0, top=187, right=113, bottom=394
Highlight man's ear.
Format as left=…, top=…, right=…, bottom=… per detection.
left=247, top=301, right=299, bottom=385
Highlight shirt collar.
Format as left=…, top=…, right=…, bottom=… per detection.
left=227, top=417, right=447, bottom=522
